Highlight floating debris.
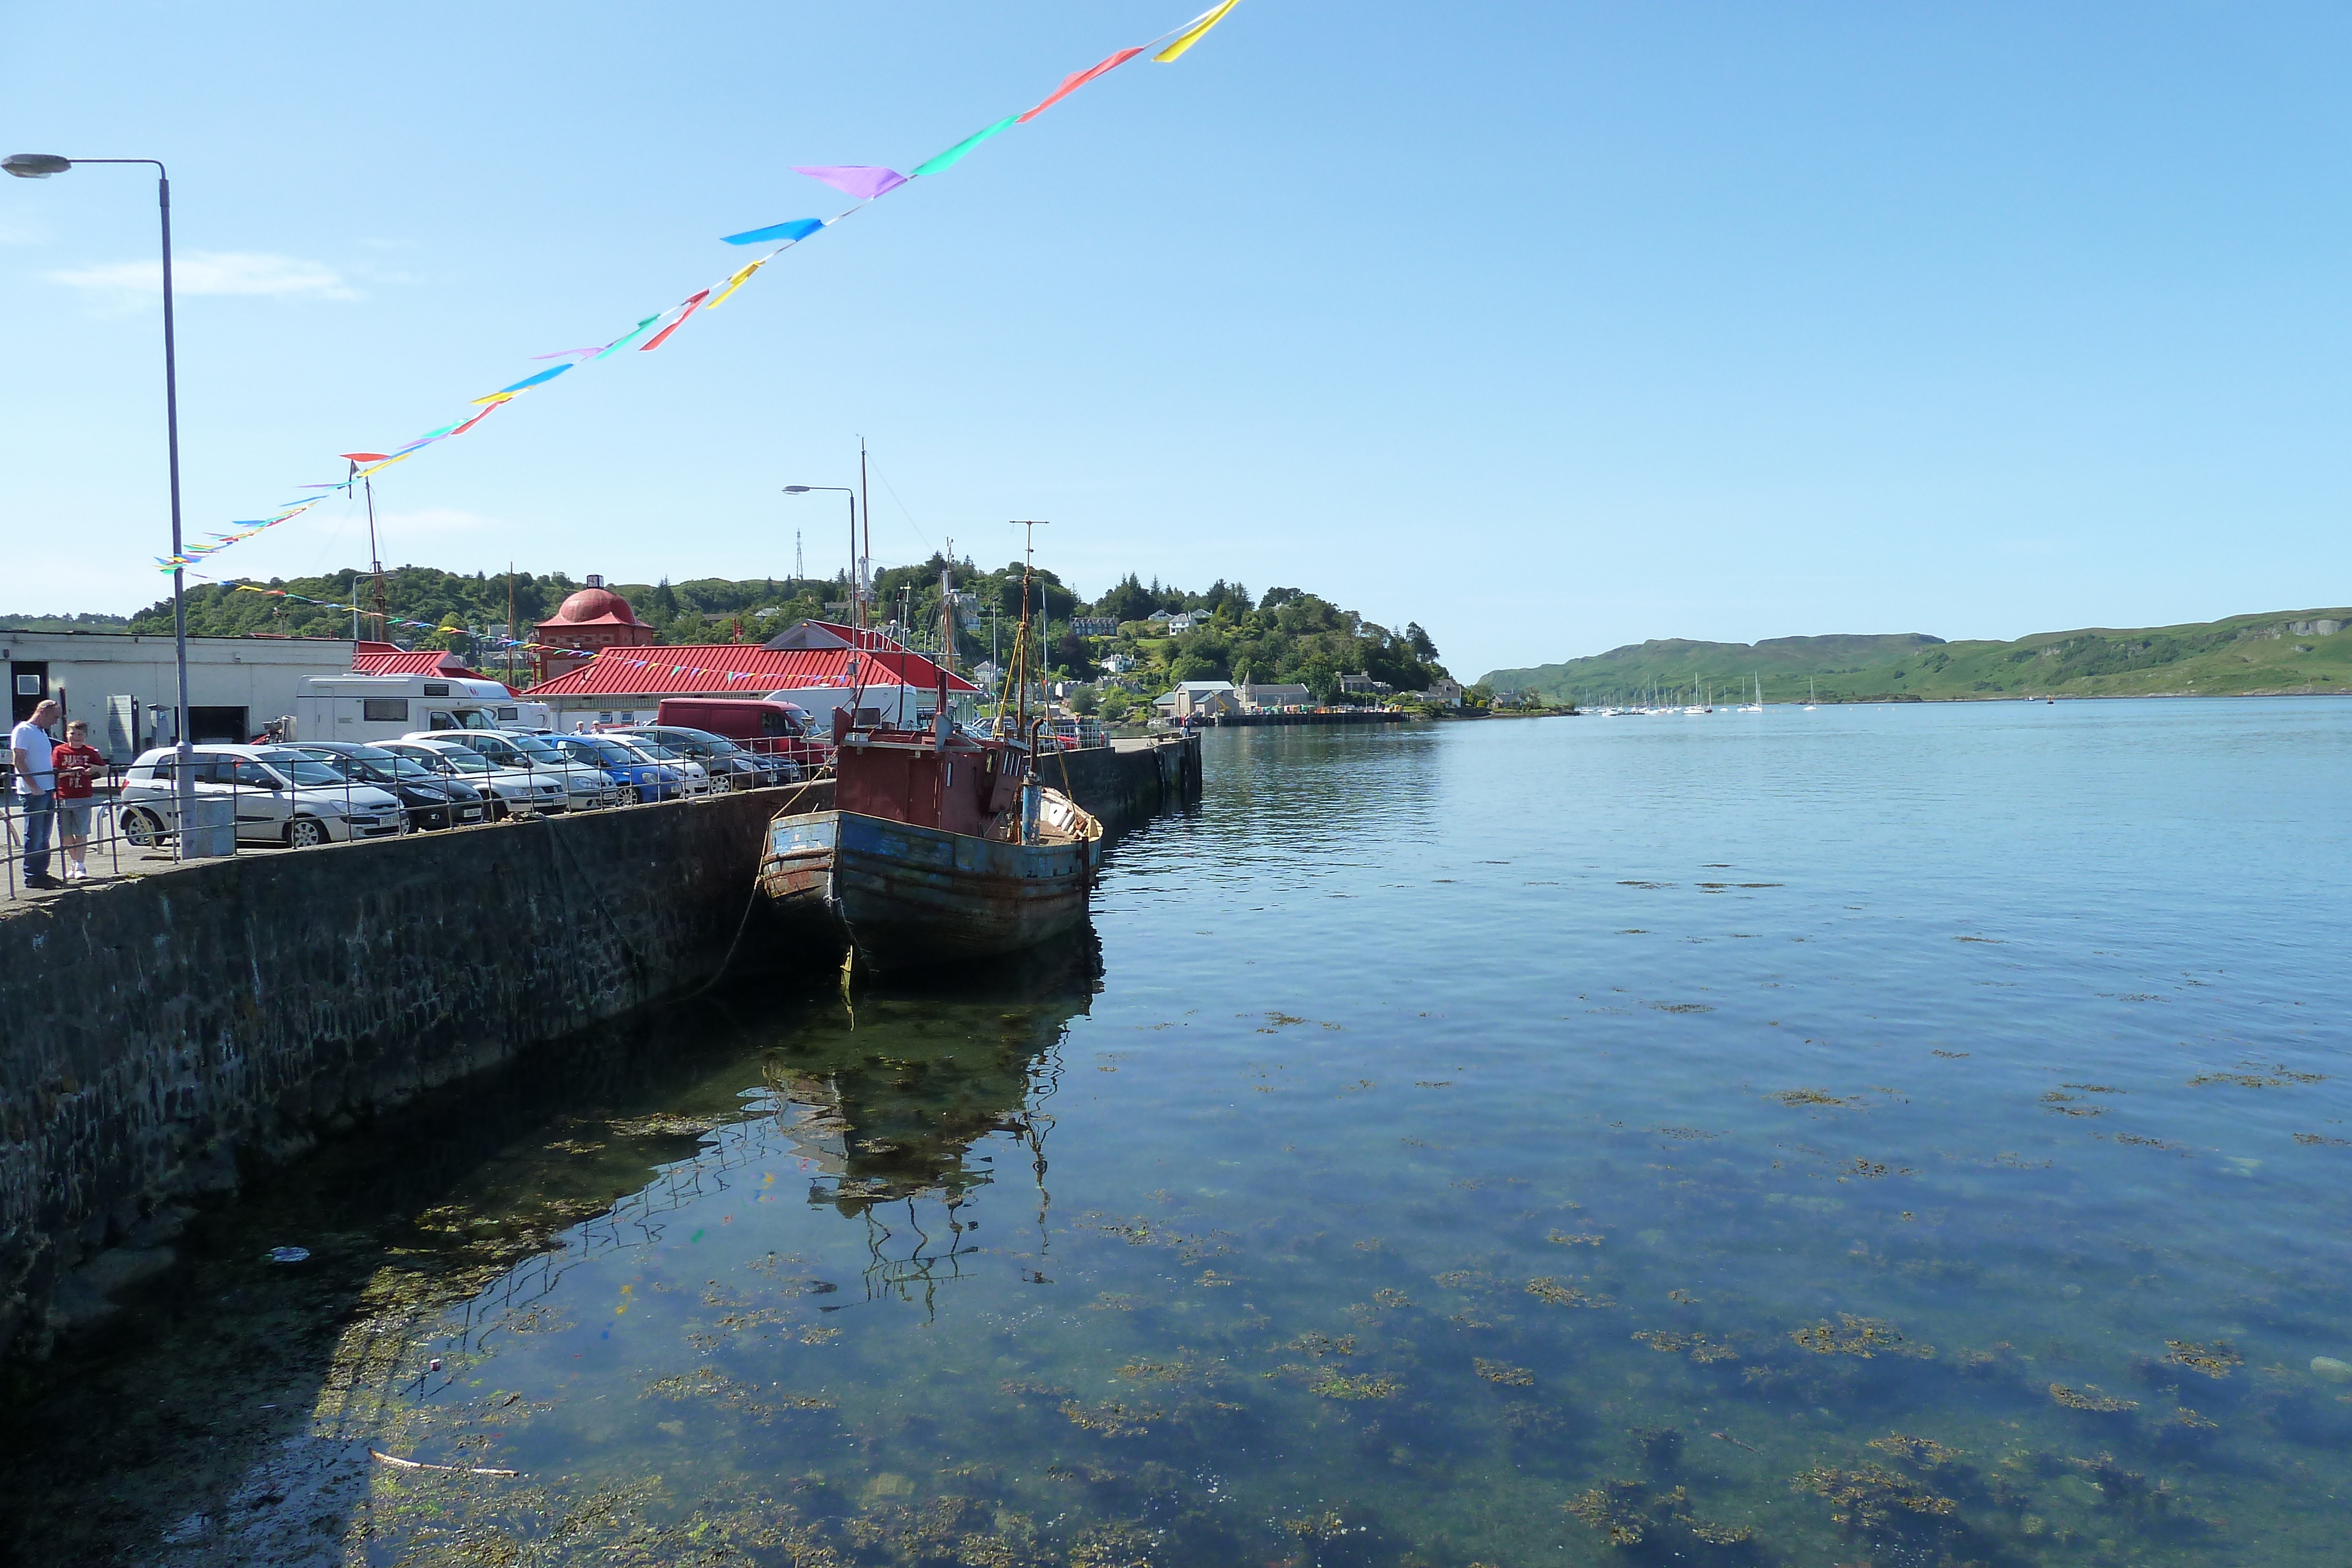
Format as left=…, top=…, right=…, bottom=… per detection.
left=606, top=1112, right=743, bottom=1138
left=1646, top=1002, right=1716, bottom=1014
left=1790, top=1315, right=1932, bottom=1359
left=543, top=1139, right=606, bottom=1155
left=1305, top=1370, right=1399, bottom=1400
left=2163, top=1339, right=2241, bottom=1379
left=1527, top=1278, right=1615, bottom=1309
left=2293, top=1132, right=2352, bottom=1147
left=1770, top=1089, right=1855, bottom=1108
left=1284, top=1332, right=1355, bottom=1358
left=2308, top=1356, right=2352, bottom=1383
left=2049, top=1382, right=2139, bottom=1412
left=1548, top=1230, right=1605, bottom=1246
left=1474, top=1358, right=1535, bottom=1385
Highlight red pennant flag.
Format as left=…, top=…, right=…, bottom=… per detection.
left=640, top=291, right=713, bottom=353
left=1018, top=47, right=1146, bottom=123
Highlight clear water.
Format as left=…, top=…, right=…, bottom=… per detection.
left=24, top=701, right=2352, bottom=1566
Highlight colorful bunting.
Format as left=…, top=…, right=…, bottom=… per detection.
left=639, top=290, right=712, bottom=354
left=1154, top=0, right=1241, bottom=62
left=791, top=165, right=908, bottom=200
left=909, top=116, right=1021, bottom=178
left=170, top=0, right=1251, bottom=576
left=721, top=218, right=826, bottom=246
left=1019, top=47, right=1146, bottom=122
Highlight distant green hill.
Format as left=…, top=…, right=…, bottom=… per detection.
left=1484, top=609, right=2352, bottom=704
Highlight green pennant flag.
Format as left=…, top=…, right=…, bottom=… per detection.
left=910, top=115, right=1021, bottom=178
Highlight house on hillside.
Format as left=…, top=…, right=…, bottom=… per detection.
left=1166, top=611, right=1201, bottom=634
left=1421, top=678, right=1464, bottom=707
left=1152, top=680, right=1240, bottom=719
left=1337, top=673, right=1393, bottom=697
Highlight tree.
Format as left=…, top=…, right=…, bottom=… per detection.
left=1406, top=621, right=1438, bottom=660
left=1068, top=687, right=1100, bottom=715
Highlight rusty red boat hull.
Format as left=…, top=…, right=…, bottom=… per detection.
left=759, top=808, right=1098, bottom=968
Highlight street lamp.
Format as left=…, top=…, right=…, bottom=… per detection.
left=6, top=153, right=198, bottom=852
left=782, top=485, right=858, bottom=631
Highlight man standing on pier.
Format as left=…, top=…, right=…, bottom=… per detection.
left=10, top=697, right=61, bottom=889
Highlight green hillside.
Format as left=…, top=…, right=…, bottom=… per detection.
left=1485, top=609, right=2352, bottom=704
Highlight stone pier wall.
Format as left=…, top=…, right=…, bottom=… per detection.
left=0, top=735, right=1198, bottom=1365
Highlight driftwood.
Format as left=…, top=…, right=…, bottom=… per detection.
left=369, top=1448, right=520, bottom=1477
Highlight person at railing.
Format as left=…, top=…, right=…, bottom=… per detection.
left=52, top=718, right=106, bottom=883
left=9, top=698, right=61, bottom=889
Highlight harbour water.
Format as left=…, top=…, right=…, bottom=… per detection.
left=11, top=700, right=2351, bottom=1566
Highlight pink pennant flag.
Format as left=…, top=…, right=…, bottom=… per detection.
left=791, top=165, right=908, bottom=200
left=1018, top=46, right=1146, bottom=122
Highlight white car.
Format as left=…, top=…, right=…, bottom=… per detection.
left=118, top=744, right=407, bottom=849
left=596, top=733, right=715, bottom=796
left=382, top=737, right=567, bottom=817
left=416, top=730, right=620, bottom=811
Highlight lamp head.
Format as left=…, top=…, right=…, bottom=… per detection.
left=781, top=486, right=811, bottom=493
left=4, top=153, right=72, bottom=179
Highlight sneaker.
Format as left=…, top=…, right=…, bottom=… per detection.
left=66, top=864, right=88, bottom=881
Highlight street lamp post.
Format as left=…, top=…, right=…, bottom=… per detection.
left=5, top=152, right=198, bottom=852
left=781, top=485, right=858, bottom=631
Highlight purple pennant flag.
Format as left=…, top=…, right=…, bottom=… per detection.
left=791, top=164, right=908, bottom=200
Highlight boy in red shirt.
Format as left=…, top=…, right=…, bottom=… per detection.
left=52, top=719, right=106, bottom=882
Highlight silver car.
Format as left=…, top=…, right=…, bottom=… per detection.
left=118, top=744, right=407, bottom=849
left=383, top=737, right=567, bottom=817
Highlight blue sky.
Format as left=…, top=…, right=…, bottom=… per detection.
left=6, top=2, right=2348, bottom=680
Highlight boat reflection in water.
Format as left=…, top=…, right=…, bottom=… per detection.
left=756, top=926, right=1100, bottom=1306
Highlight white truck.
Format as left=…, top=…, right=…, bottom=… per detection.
left=290, top=673, right=552, bottom=744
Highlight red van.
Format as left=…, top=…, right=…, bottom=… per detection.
left=656, top=697, right=830, bottom=769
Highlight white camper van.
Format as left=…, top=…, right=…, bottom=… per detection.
left=292, top=673, right=552, bottom=744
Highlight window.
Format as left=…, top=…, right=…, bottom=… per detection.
left=232, top=760, right=279, bottom=789
left=423, top=683, right=451, bottom=697
left=363, top=700, right=408, bottom=723
left=426, top=711, right=458, bottom=730
left=497, top=706, right=519, bottom=721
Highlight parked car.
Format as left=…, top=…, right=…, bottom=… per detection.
left=543, top=733, right=687, bottom=803
left=380, top=737, right=566, bottom=818
left=654, top=697, right=830, bottom=771
left=604, top=724, right=796, bottom=790
left=117, top=744, right=407, bottom=849
left=406, top=730, right=620, bottom=811
left=265, top=742, right=490, bottom=830
left=592, top=732, right=716, bottom=795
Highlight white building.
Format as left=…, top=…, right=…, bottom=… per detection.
left=4, top=626, right=360, bottom=759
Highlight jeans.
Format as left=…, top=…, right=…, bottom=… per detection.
left=17, top=791, right=53, bottom=880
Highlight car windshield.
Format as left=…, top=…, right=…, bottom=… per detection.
left=566, top=739, right=630, bottom=765
left=273, top=758, right=350, bottom=787
left=278, top=748, right=359, bottom=777
left=349, top=748, right=437, bottom=781
left=630, top=741, right=684, bottom=761
left=422, top=747, right=494, bottom=774
left=668, top=728, right=741, bottom=756
left=504, top=734, right=563, bottom=761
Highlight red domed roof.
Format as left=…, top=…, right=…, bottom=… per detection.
left=549, top=587, right=643, bottom=625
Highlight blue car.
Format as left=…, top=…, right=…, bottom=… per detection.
left=546, top=734, right=687, bottom=803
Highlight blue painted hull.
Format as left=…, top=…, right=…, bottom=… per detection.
left=759, top=808, right=1098, bottom=967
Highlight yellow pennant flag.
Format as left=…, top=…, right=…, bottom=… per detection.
left=469, top=390, right=520, bottom=408
left=705, top=257, right=768, bottom=310
left=1154, top=0, right=1240, bottom=62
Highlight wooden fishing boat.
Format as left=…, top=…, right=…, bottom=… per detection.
left=759, top=708, right=1102, bottom=968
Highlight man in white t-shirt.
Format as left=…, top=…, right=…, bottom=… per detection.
left=11, top=698, right=61, bottom=888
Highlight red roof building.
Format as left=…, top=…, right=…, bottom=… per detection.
left=350, top=641, right=501, bottom=684
left=523, top=620, right=977, bottom=718
left=533, top=581, right=657, bottom=683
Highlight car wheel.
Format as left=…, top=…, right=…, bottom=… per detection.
left=286, top=817, right=329, bottom=850
left=121, top=807, right=164, bottom=847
